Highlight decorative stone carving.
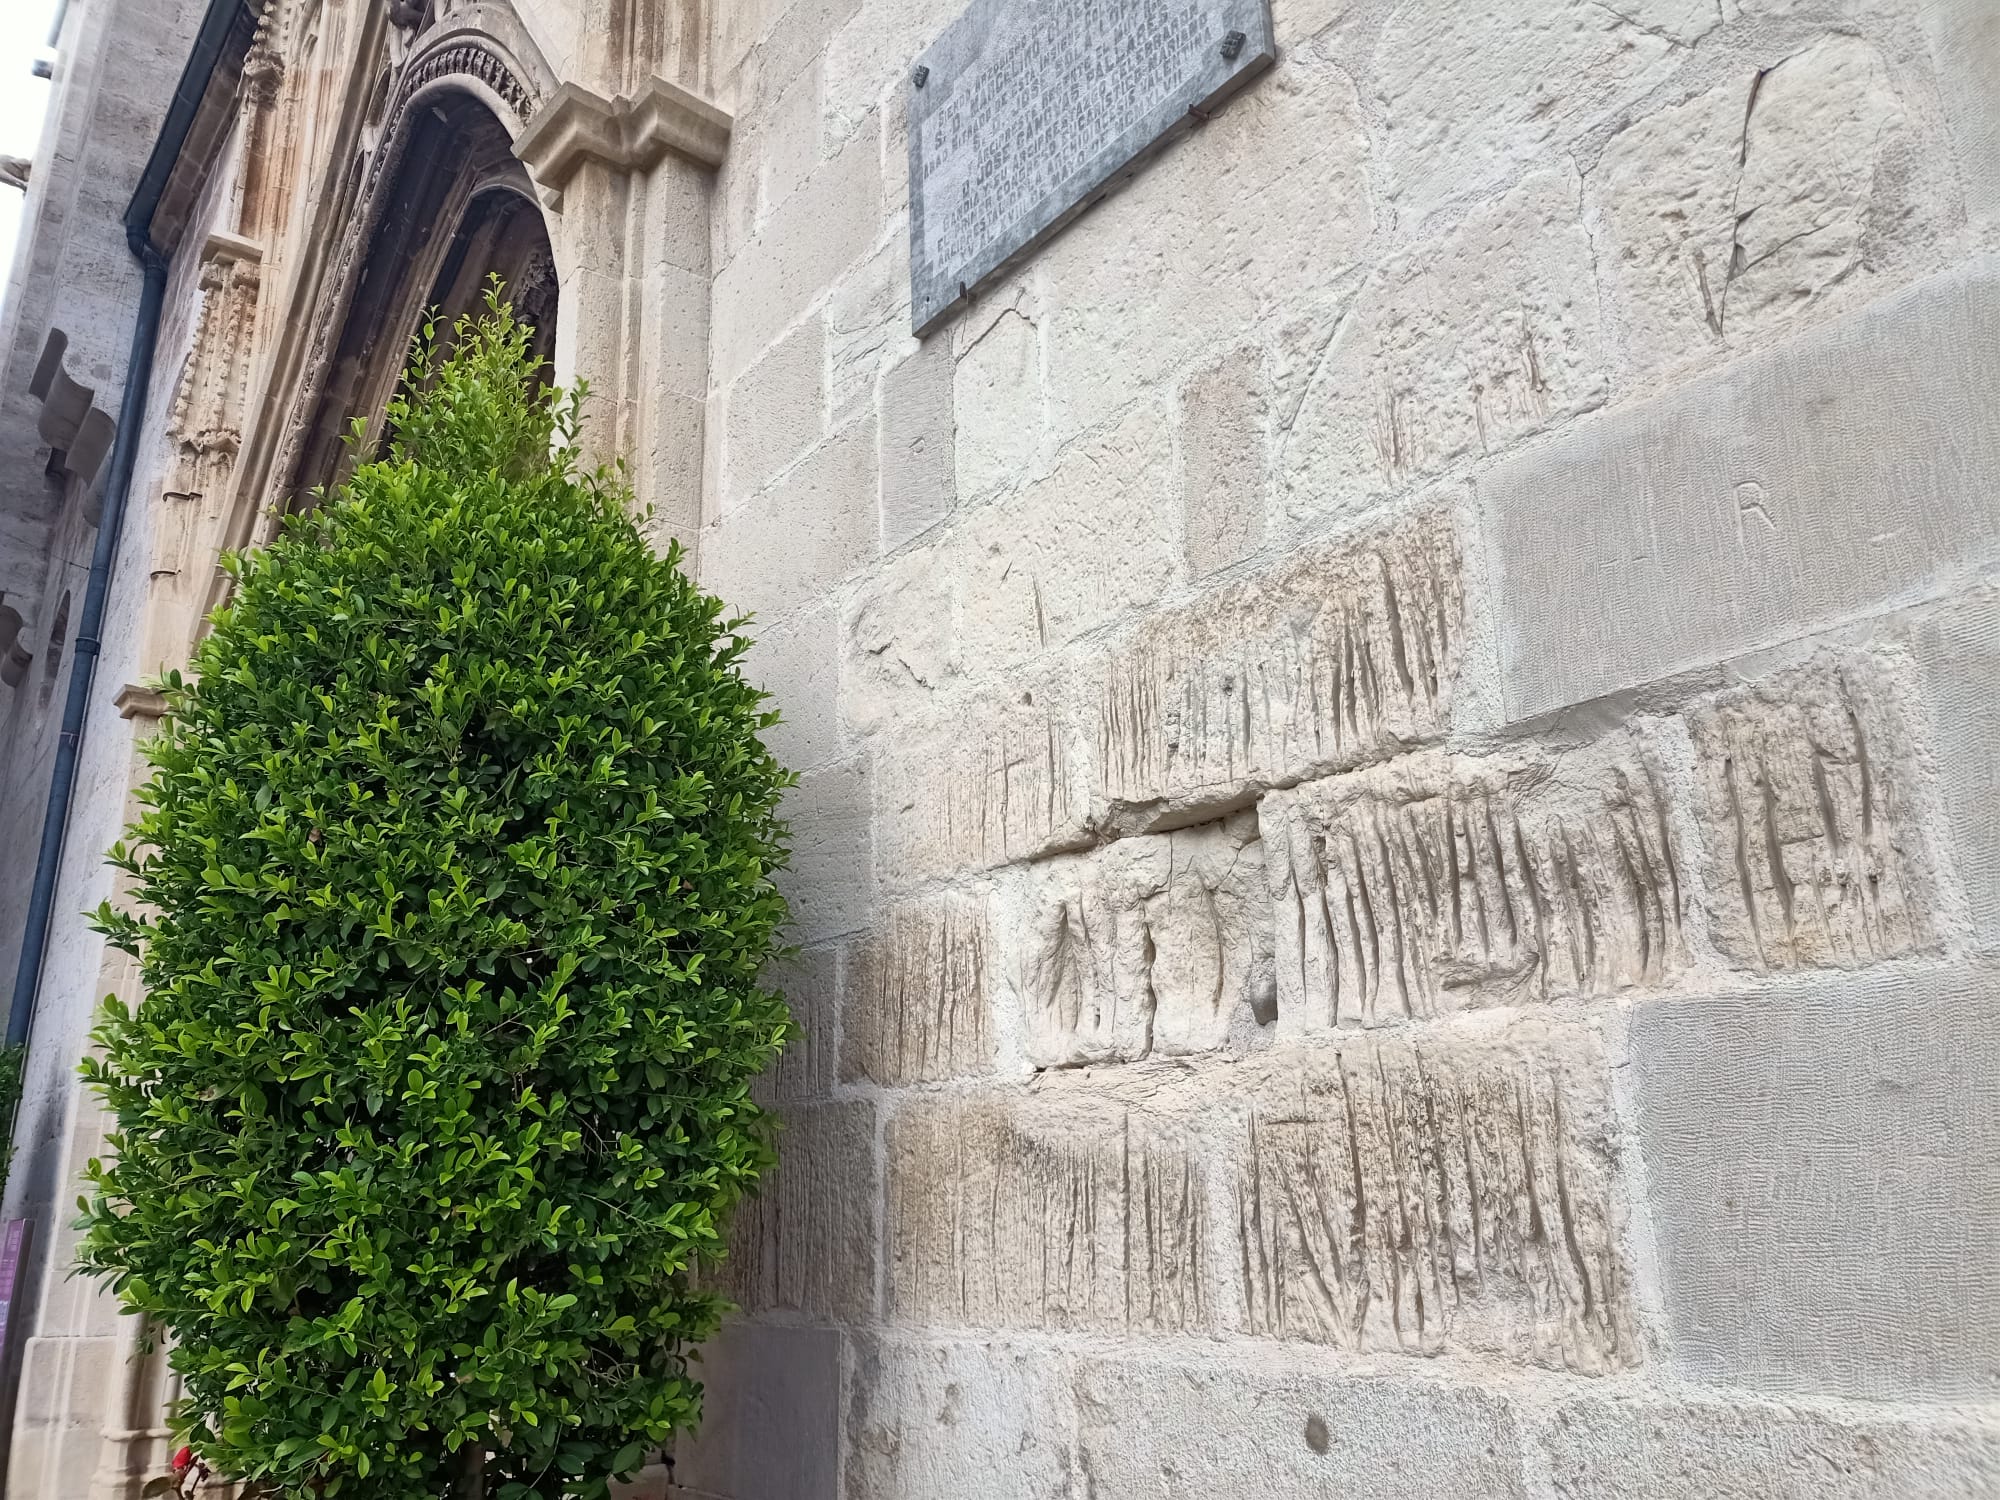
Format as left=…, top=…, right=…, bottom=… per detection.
left=513, top=74, right=731, bottom=199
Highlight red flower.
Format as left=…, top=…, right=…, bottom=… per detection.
left=172, top=1446, right=193, bottom=1474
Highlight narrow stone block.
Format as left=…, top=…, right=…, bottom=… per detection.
left=1096, top=505, right=1462, bottom=822
left=1915, top=592, right=2000, bottom=950
left=1076, top=1359, right=1528, bottom=1499
left=1008, top=812, right=1274, bottom=1067
left=675, top=1324, right=841, bottom=1500
left=879, top=340, right=955, bottom=553
left=1236, top=1021, right=1634, bottom=1372
left=779, top=756, right=874, bottom=943
left=1265, top=742, right=1684, bottom=1030
left=1180, top=345, right=1267, bottom=578
left=1483, top=259, right=2000, bottom=722
left=755, top=947, right=837, bottom=1106
left=1687, top=655, right=1935, bottom=972
left=841, top=892, right=994, bottom=1086
left=721, top=312, right=825, bottom=511
left=1628, top=968, right=2000, bottom=1399
left=886, top=1093, right=1213, bottom=1334
left=719, top=1100, right=877, bottom=1322
left=1925, top=0, right=2000, bottom=227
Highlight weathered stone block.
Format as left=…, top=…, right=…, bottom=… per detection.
left=1180, top=345, right=1267, bottom=578
left=756, top=947, right=838, bottom=1106
left=1008, top=812, right=1274, bottom=1068
left=1628, top=968, right=2000, bottom=1399
left=827, top=237, right=904, bottom=425
left=1589, top=35, right=1909, bottom=375
left=1482, top=259, right=2000, bottom=722
left=847, top=1337, right=1076, bottom=1500
left=1278, top=171, right=1609, bottom=530
left=1925, top=0, right=2000, bottom=227
left=675, top=1324, right=841, bottom=1500
left=720, top=312, right=825, bottom=512
left=719, top=1100, right=877, bottom=1322
left=954, top=305, right=1046, bottom=502
left=842, top=892, right=994, bottom=1085
left=879, top=339, right=955, bottom=552
left=1687, top=656, right=1935, bottom=972
left=1237, top=1021, right=1634, bottom=1372
left=701, top=419, right=877, bottom=628
left=1915, top=592, right=2000, bottom=950
left=1265, top=742, right=1684, bottom=1030
left=886, top=1093, right=1214, bottom=1334
left=746, top=598, right=840, bottom=771
left=1541, top=1394, right=2000, bottom=1500
left=877, top=690, right=1090, bottom=886
left=779, top=756, right=875, bottom=943
left=1077, top=1358, right=1528, bottom=1499
left=841, top=543, right=955, bottom=735
left=1096, top=505, right=1461, bottom=821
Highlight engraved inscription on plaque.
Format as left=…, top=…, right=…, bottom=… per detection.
left=908, top=0, right=1276, bottom=336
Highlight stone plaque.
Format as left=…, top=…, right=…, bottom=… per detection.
left=908, top=0, right=1276, bottom=336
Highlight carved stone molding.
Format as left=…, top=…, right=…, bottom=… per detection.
left=115, top=683, right=169, bottom=721
left=513, top=74, right=732, bottom=198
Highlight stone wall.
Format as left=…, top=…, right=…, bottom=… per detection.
left=679, top=0, right=2000, bottom=1494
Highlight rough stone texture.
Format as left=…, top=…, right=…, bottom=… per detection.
left=757, top=947, right=839, bottom=1105
left=746, top=598, right=841, bottom=771
left=1237, top=1021, right=1634, bottom=1372
left=1180, top=345, right=1268, bottom=578
left=1589, top=35, right=1910, bottom=377
left=1687, top=656, right=1936, bottom=973
left=878, top=338, right=955, bottom=552
left=1924, top=0, right=2000, bottom=228
left=841, top=542, right=957, bottom=735
left=721, top=311, right=827, bottom=511
left=674, top=1324, right=842, bottom=1500
left=1278, top=170, right=1608, bottom=530
left=842, top=892, right=994, bottom=1085
left=780, top=756, right=875, bottom=943
left=1914, top=593, right=2000, bottom=949
left=1541, top=1395, right=2000, bottom=1500
left=1264, top=741, right=1685, bottom=1030
left=954, top=304, right=1046, bottom=503
left=1008, top=812, right=1274, bottom=1068
left=1628, top=967, right=2000, bottom=1400
left=1076, top=1359, right=1529, bottom=1499
left=719, top=1100, right=878, bottom=1322
left=1095, top=506, right=1462, bottom=822
left=846, top=1336, right=1076, bottom=1500
left=886, top=1093, right=1213, bottom=1334
left=1484, top=259, right=2000, bottom=723
left=876, top=689, right=1091, bottom=887
left=702, top=417, right=878, bottom=626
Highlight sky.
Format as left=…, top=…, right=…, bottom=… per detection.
left=0, top=0, right=60, bottom=310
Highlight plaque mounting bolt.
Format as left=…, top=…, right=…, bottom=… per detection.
left=912, top=65, right=929, bottom=88
left=1221, top=30, right=1246, bottom=59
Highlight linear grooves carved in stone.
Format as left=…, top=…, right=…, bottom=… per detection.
left=1237, top=1035, right=1632, bottom=1372
left=843, top=894, right=994, bottom=1085
left=1096, top=511, right=1460, bottom=815
left=1268, top=750, right=1682, bottom=1028
left=1017, top=813, right=1273, bottom=1066
left=1691, top=658, right=1928, bottom=972
left=879, top=696, right=1088, bottom=883
left=721, top=1101, right=875, bottom=1320
left=887, top=1097, right=1210, bottom=1333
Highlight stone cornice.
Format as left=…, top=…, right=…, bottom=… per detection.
left=513, top=75, right=730, bottom=198
left=115, top=683, right=170, bottom=721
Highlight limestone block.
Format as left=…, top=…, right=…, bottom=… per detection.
left=1096, top=505, right=1462, bottom=823
left=701, top=418, right=876, bottom=627
left=1180, top=345, right=1267, bottom=578
left=675, top=1324, right=840, bottom=1500
left=877, top=689, right=1091, bottom=886
left=1483, top=259, right=2000, bottom=723
left=1541, top=1395, right=2000, bottom=1500
left=828, top=237, right=906, bottom=426
left=846, top=1336, right=1076, bottom=1500
left=757, top=947, right=838, bottom=1105
left=841, top=543, right=956, bottom=735
left=1278, top=170, right=1608, bottom=530
left=719, top=1100, right=877, bottom=1322
left=879, top=339, right=955, bottom=553
left=1008, top=813, right=1274, bottom=1068
left=1076, top=1359, right=1528, bottom=1499
left=1370, top=0, right=1693, bottom=219
left=746, top=598, right=840, bottom=771
left=1924, top=0, right=2000, bottom=227
left=1039, top=47, right=1374, bottom=437
left=1236, top=1020, right=1634, bottom=1372
left=1590, top=36, right=1909, bottom=376
left=721, top=312, right=825, bottom=512
left=1914, top=592, right=2000, bottom=948
left=1265, top=742, right=1685, bottom=1032
left=823, top=0, right=970, bottom=148
left=712, top=116, right=883, bottom=389
left=1688, top=656, right=1935, bottom=972
left=886, top=1093, right=1214, bottom=1333
left=953, top=306, right=1046, bottom=503
left=954, top=401, right=1181, bottom=676
left=842, top=892, right=994, bottom=1085
left=1627, top=967, right=2000, bottom=1399
left=779, top=757, right=874, bottom=944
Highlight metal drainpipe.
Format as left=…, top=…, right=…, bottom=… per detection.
left=6, top=232, right=168, bottom=1050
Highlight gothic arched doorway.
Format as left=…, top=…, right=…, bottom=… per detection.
left=288, top=88, right=556, bottom=503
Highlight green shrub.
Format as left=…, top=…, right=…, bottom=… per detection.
left=81, top=295, right=794, bottom=1499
